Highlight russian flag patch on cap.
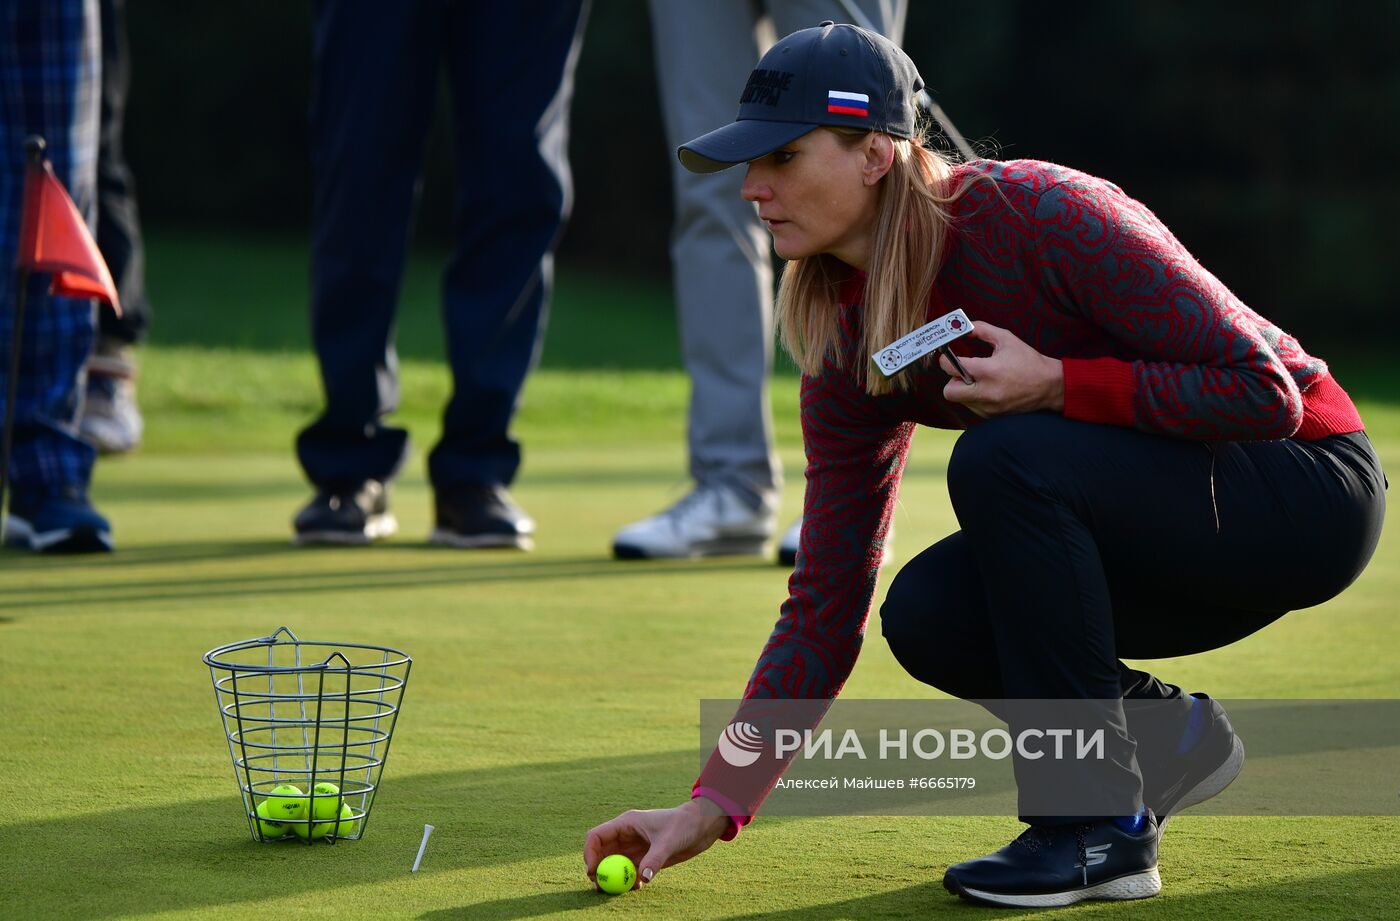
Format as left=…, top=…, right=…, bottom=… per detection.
left=827, top=90, right=870, bottom=117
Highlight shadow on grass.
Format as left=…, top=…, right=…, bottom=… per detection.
left=94, top=479, right=305, bottom=502
left=91, top=466, right=700, bottom=499
left=416, top=883, right=957, bottom=920
left=0, top=538, right=296, bottom=571
left=426, top=865, right=1400, bottom=920
left=717, top=863, right=1400, bottom=919
left=5, top=746, right=1399, bottom=918
left=0, top=536, right=566, bottom=572
left=419, top=890, right=615, bottom=919
left=0, top=550, right=784, bottom=612
left=0, top=750, right=696, bottom=919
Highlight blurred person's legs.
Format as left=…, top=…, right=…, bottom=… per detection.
left=617, top=0, right=903, bottom=561
left=82, top=0, right=147, bottom=455
left=1, top=0, right=110, bottom=552
left=293, top=0, right=442, bottom=544
left=428, top=0, right=587, bottom=550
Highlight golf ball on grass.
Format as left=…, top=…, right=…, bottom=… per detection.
left=596, top=854, right=636, bottom=894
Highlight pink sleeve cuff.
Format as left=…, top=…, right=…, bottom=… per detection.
left=1061, top=356, right=1137, bottom=427
left=692, top=786, right=750, bottom=841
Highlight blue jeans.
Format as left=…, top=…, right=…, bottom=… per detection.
left=0, top=0, right=101, bottom=499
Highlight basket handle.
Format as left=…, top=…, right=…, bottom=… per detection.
left=257, top=626, right=301, bottom=644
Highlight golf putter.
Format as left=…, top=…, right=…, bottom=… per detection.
left=872, top=309, right=976, bottom=383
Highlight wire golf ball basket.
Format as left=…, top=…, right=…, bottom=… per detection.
left=204, top=626, right=412, bottom=844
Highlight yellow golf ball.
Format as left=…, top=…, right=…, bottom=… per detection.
left=254, top=800, right=290, bottom=839
left=292, top=782, right=357, bottom=839
left=596, top=854, right=636, bottom=895
left=256, top=784, right=307, bottom=840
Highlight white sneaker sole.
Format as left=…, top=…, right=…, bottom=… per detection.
left=3, top=514, right=32, bottom=547
left=1160, top=732, right=1245, bottom=835
left=293, top=513, right=398, bottom=546
left=4, top=514, right=113, bottom=553
left=954, top=867, right=1161, bottom=907
left=613, top=533, right=771, bottom=560
left=429, top=528, right=533, bottom=551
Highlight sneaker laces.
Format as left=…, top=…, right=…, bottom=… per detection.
left=660, top=485, right=726, bottom=523
left=1011, top=824, right=1052, bottom=854
left=1012, top=823, right=1094, bottom=884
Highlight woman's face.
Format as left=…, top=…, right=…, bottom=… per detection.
left=741, top=128, right=888, bottom=268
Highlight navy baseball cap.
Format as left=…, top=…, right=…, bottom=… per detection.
left=678, top=21, right=924, bottom=174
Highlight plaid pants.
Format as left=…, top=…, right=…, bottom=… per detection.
left=0, top=0, right=101, bottom=498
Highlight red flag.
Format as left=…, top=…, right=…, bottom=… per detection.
left=15, top=159, right=121, bottom=315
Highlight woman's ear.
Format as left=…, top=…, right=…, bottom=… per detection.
left=862, top=134, right=896, bottom=186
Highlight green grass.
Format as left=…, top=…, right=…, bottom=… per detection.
left=1, top=233, right=1398, bottom=918
left=142, top=229, right=691, bottom=371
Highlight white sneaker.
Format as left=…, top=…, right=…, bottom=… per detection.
left=612, top=484, right=775, bottom=559
left=80, top=342, right=143, bottom=455
left=776, top=516, right=895, bottom=567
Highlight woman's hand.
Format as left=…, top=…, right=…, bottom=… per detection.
left=940, top=322, right=1064, bottom=417
left=584, top=797, right=732, bottom=890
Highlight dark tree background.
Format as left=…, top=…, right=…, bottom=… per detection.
left=125, top=1, right=1400, bottom=349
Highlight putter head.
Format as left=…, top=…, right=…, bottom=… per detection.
left=872, top=309, right=975, bottom=381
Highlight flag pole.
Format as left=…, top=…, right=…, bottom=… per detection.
left=1, top=136, right=46, bottom=546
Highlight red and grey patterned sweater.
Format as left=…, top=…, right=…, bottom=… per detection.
left=693, top=159, right=1363, bottom=834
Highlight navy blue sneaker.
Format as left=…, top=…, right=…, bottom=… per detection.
left=5, top=488, right=113, bottom=553
left=431, top=484, right=534, bottom=550
left=293, top=480, right=397, bottom=546
left=943, top=811, right=1161, bottom=908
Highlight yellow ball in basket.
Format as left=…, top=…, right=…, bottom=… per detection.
left=255, top=800, right=289, bottom=839
left=596, top=854, right=637, bottom=895
left=256, top=784, right=307, bottom=839
left=320, top=802, right=357, bottom=838
left=291, top=782, right=357, bottom=839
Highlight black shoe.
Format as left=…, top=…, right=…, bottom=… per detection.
left=943, top=812, right=1161, bottom=908
left=1143, top=693, right=1244, bottom=833
left=292, top=480, right=396, bottom=545
left=430, top=484, right=534, bottom=550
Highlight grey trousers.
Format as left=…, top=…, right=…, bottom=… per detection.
left=648, top=0, right=906, bottom=510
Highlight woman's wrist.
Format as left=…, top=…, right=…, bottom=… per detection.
left=1044, top=357, right=1065, bottom=412
left=687, top=795, right=737, bottom=839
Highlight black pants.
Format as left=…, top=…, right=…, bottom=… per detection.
left=295, top=0, right=588, bottom=494
left=95, top=0, right=150, bottom=344
left=880, top=414, right=1385, bottom=821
